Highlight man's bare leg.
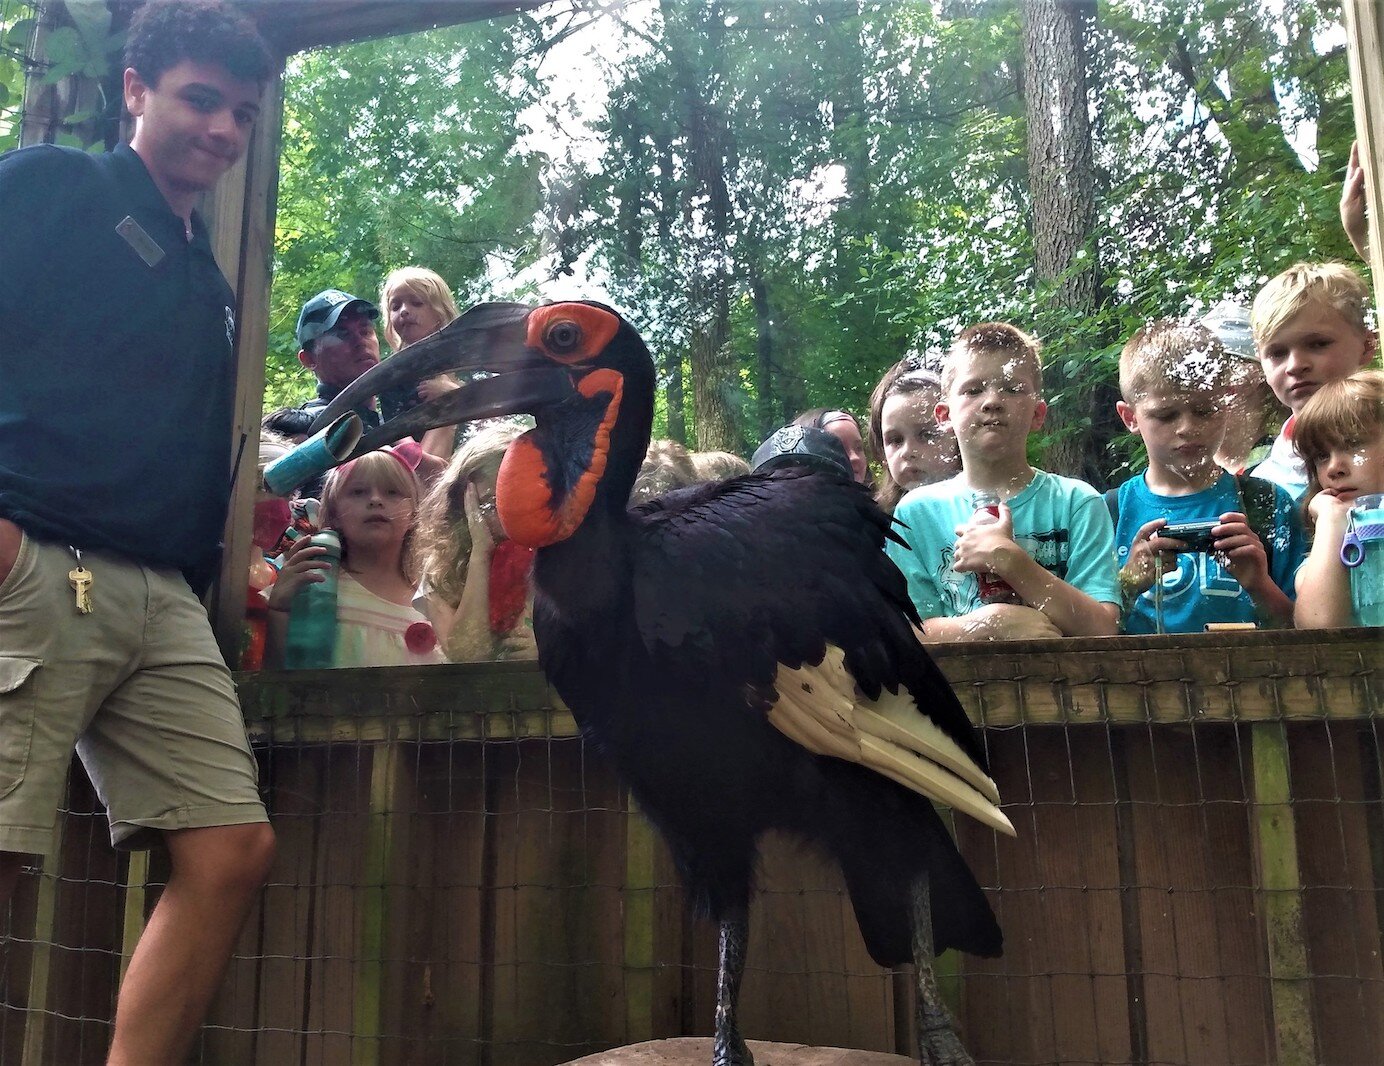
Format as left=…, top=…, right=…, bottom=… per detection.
left=107, top=822, right=275, bottom=1066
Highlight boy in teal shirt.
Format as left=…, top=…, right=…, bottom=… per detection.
left=887, top=323, right=1120, bottom=640
left=1112, top=320, right=1306, bottom=633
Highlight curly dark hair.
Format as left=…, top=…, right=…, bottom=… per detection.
left=125, top=0, right=273, bottom=89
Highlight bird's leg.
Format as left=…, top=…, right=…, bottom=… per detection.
left=713, top=912, right=753, bottom=1066
left=911, top=877, right=973, bottom=1066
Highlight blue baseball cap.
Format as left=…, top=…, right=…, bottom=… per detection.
left=296, top=289, right=379, bottom=348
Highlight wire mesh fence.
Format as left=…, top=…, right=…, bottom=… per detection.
left=1, top=633, right=1379, bottom=1066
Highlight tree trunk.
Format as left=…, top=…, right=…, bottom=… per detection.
left=751, top=274, right=775, bottom=440
left=667, top=0, right=740, bottom=453
left=1022, top=0, right=1098, bottom=479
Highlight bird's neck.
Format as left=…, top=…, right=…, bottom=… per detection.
left=533, top=504, right=632, bottom=621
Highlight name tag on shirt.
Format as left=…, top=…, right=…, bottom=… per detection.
left=115, top=216, right=164, bottom=268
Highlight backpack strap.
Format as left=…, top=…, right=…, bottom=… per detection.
left=1104, top=486, right=1120, bottom=527
left=1234, top=474, right=1277, bottom=569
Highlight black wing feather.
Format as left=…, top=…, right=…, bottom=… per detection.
left=630, top=466, right=986, bottom=769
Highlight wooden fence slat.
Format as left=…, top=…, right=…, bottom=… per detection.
left=1251, top=722, right=1317, bottom=1066
left=19, top=818, right=64, bottom=1066
left=623, top=795, right=657, bottom=1043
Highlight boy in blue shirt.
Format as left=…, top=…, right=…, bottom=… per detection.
left=1112, top=320, right=1306, bottom=633
left=887, top=323, right=1120, bottom=641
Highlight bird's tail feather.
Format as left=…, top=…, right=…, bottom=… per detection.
left=818, top=768, right=1002, bottom=966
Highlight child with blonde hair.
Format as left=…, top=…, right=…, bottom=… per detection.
left=415, top=423, right=537, bottom=661
left=868, top=354, right=959, bottom=513
left=1250, top=262, right=1377, bottom=497
left=1292, top=370, right=1384, bottom=628
left=379, top=266, right=464, bottom=460
left=267, top=447, right=444, bottom=667
left=689, top=450, right=750, bottom=481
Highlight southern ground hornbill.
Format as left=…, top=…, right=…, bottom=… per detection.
left=309, top=301, right=1016, bottom=1066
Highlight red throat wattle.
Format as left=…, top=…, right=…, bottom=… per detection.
left=495, top=369, right=624, bottom=547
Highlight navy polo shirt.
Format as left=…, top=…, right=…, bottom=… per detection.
left=0, top=143, right=237, bottom=586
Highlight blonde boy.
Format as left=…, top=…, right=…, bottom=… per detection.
left=1251, top=262, right=1377, bottom=497
left=885, top=323, right=1120, bottom=640
left=1112, top=321, right=1306, bottom=633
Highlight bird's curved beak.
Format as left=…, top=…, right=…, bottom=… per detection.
left=307, top=302, right=574, bottom=458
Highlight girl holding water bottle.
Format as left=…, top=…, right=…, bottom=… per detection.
left=266, top=446, right=445, bottom=666
left=1293, top=370, right=1384, bottom=628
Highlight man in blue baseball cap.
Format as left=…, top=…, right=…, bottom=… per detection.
left=296, top=288, right=383, bottom=429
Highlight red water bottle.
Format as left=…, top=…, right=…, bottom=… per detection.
left=971, top=490, right=1022, bottom=605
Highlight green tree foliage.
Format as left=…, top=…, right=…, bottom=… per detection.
left=265, top=14, right=546, bottom=409
left=262, top=0, right=1357, bottom=480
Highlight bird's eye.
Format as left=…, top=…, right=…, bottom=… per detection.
left=546, top=320, right=583, bottom=354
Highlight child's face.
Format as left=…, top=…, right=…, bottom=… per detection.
left=1117, top=389, right=1228, bottom=484
left=1312, top=430, right=1384, bottom=505
left=387, top=287, right=445, bottom=349
left=1256, top=304, right=1374, bottom=416
left=470, top=458, right=506, bottom=542
left=938, top=349, right=1045, bottom=461
left=333, top=471, right=415, bottom=549
left=822, top=415, right=868, bottom=483
left=881, top=390, right=959, bottom=489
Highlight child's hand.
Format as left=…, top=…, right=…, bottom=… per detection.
left=1341, top=140, right=1370, bottom=261
left=1121, top=517, right=1170, bottom=595
left=1308, top=491, right=1354, bottom=530
left=464, top=481, right=495, bottom=559
left=1211, top=511, right=1272, bottom=593
left=966, top=602, right=1062, bottom=640
left=266, top=538, right=332, bottom=612
left=417, top=375, right=461, bottom=403
left=952, top=503, right=1019, bottom=575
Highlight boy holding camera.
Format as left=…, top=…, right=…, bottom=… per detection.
left=1112, top=320, right=1307, bottom=633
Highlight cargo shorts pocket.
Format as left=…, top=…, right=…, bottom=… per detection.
left=0, top=657, right=41, bottom=799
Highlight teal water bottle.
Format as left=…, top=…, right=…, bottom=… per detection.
left=1340, top=492, right=1384, bottom=627
left=283, top=530, right=341, bottom=669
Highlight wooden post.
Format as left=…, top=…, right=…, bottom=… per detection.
left=206, top=68, right=285, bottom=662
left=1344, top=0, right=1384, bottom=300
left=1249, top=722, right=1317, bottom=1066
left=20, top=818, right=64, bottom=1066
left=354, top=737, right=409, bottom=1066
left=119, top=851, right=150, bottom=984
left=623, top=792, right=657, bottom=1043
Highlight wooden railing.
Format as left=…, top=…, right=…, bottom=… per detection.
left=2, top=630, right=1379, bottom=1065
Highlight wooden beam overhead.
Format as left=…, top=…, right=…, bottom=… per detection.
left=234, top=0, right=549, bottom=55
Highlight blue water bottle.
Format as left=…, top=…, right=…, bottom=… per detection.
left=283, top=530, right=341, bottom=669
left=1340, top=493, right=1384, bottom=627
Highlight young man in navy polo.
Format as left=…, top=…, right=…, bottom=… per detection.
left=0, top=3, right=276, bottom=1061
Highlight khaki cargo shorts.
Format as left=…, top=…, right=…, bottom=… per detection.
left=0, top=525, right=267, bottom=855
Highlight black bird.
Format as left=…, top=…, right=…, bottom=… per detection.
left=310, top=301, right=1015, bottom=1065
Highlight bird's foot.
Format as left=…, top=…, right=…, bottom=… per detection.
left=916, top=1017, right=974, bottom=1066
left=712, top=1029, right=754, bottom=1066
